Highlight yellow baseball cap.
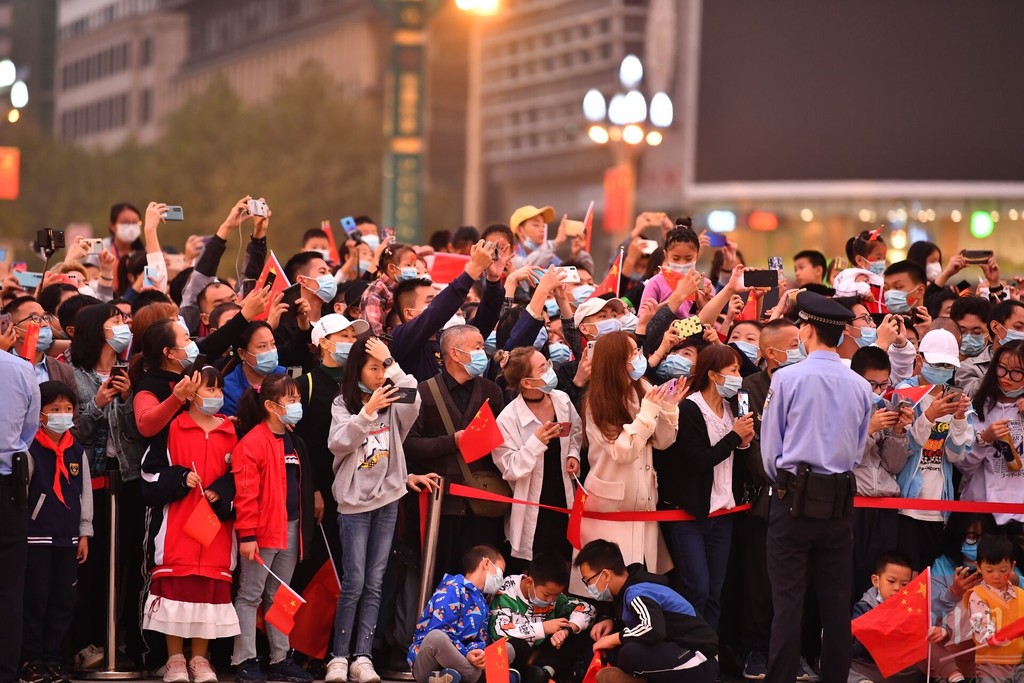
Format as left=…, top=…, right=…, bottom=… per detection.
left=509, top=205, right=555, bottom=232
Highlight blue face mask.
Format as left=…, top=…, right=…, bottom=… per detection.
left=572, top=285, right=596, bottom=306
left=544, top=300, right=560, bottom=319
left=176, top=340, right=200, bottom=369
left=529, top=367, right=558, bottom=394
left=305, top=274, right=337, bottom=303
left=358, top=381, right=374, bottom=395
left=195, top=396, right=224, bottom=416
left=247, top=348, right=279, bottom=375
left=584, top=574, right=612, bottom=602
left=921, top=362, right=954, bottom=386
left=522, top=237, right=540, bottom=252
left=628, top=354, right=648, bottom=381
left=1006, top=385, right=1024, bottom=399
left=871, top=393, right=887, bottom=409
left=733, top=340, right=759, bottom=364
left=358, top=259, right=372, bottom=275
left=330, top=341, right=353, bottom=366
left=884, top=290, right=912, bottom=314
left=962, top=540, right=978, bottom=562
left=855, top=327, right=878, bottom=348
left=106, top=324, right=132, bottom=354
left=548, top=342, right=571, bottom=367
left=533, top=326, right=549, bottom=350
left=485, top=330, right=498, bottom=353
left=361, top=234, right=380, bottom=251
left=659, top=354, right=693, bottom=379
left=397, top=266, right=419, bottom=282
left=775, top=345, right=806, bottom=367
left=276, top=402, right=303, bottom=426
left=35, top=326, right=55, bottom=352
left=591, top=318, right=622, bottom=338
left=960, top=333, right=987, bottom=358
left=665, top=261, right=696, bottom=274
left=716, top=373, right=743, bottom=399
left=867, top=260, right=887, bottom=277
left=460, top=349, right=489, bottom=378
left=1004, top=329, right=1024, bottom=344
left=45, top=413, right=74, bottom=435
left=618, top=312, right=639, bottom=334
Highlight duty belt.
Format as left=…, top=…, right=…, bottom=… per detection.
left=774, top=463, right=856, bottom=520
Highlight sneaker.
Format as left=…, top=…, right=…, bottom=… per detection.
left=190, top=656, right=218, bottom=683
left=743, top=652, right=768, bottom=680
left=74, top=645, right=103, bottom=670
left=43, top=663, right=69, bottom=683
left=236, top=658, right=265, bottom=683
left=18, top=662, right=51, bottom=683
left=163, top=654, right=189, bottom=683
left=428, top=669, right=462, bottom=683
left=795, top=658, right=819, bottom=683
left=267, top=658, right=313, bottom=683
left=324, top=658, right=348, bottom=683
left=348, top=657, right=379, bottom=683
left=596, top=667, right=646, bottom=683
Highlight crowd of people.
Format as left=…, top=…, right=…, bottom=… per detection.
left=1, top=197, right=1023, bottom=683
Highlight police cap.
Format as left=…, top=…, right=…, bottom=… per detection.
left=795, top=291, right=855, bottom=327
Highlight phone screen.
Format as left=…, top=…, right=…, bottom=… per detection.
left=706, top=232, right=728, bottom=248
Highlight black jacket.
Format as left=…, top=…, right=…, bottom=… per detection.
left=616, top=564, right=718, bottom=656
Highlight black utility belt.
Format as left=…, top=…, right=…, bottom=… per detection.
left=774, top=464, right=856, bottom=520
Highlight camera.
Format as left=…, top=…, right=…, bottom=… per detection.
left=36, top=229, right=65, bottom=254
left=485, top=240, right=499, bottom=259
left=247, top=198, right=269, bottom=217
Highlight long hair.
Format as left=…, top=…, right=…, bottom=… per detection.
left=131, top=301, right=178, bottom=347
left=69, top=303, right=120, bottom=370
left=972, top=340, right=1024, bottom=421
left=686, top=344, right=743, bottom=396
left=502, top=347, right=537, bottom=394
left=583, top=331, right=642, bottom=442
left=340, top=338, right=373, bottom=415
left=235, top=373, right=297, bottom=434
left=128, top=318, right=178, bottom=386
left=222, top=321, right=274, bottom=374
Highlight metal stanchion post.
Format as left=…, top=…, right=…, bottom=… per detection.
left=81, top=468, right=145, bottom=680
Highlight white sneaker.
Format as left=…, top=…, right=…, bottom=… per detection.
left=348, top=656, right=381, bottom=683
left=325, top=657, right=349, bottom=683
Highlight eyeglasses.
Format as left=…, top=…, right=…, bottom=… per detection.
left=867, top=380, right=891, bottom=392
left=851, top=314, right=874, bottom=327
left=581, top=570, right=603, bottom=587
left=15, top=313, right=53, bottom=326
left=996, top=365, right=1024, bottom=383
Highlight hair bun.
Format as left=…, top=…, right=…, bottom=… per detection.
left=674, top=216, right=693, bottom=230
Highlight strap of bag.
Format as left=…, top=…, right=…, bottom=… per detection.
left=426, top=376, right=476, bottom=485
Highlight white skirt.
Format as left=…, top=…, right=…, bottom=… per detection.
left=142, top=594, right=241, bottom=639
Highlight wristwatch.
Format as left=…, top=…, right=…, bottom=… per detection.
left=383, top=357, right=394, bottom=368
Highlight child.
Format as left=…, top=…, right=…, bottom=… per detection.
left=962, top=535, right=1024, bottom=680
left=408, top=545, right=513, bottom=683
left=792, top=250, right=827, bottom=288
left=881, top=261, right=927, bottom=318
left=488, top=552, right=596, bottom=683
left=232, top=374, right=315, bottom=683
left=574, top=540, right=718, bottom=683
left=849, top=347, right=913, bottom=596
left=640, top=220, right=706, bottom=318
left=21, top=381, right=93, bottom=683
left=140, top=367, right=239, bottom=683
left=849, top=552, right=920, bottom=683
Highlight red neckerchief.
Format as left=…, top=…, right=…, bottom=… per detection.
left=35, top=427, right=74, bottom=508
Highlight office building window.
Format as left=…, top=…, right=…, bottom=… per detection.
left=140, top=37, right=151, bottom=66
left=140, top=89, right=152, bottom=124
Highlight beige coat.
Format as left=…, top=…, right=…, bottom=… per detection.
left=570, top=389, right=678, bottom=595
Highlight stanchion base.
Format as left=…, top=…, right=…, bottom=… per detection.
left=78, top=669, right=148, bottom=680
left=380, top=669, right=415, bottom=680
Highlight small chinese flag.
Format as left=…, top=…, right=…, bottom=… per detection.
left=429, top=253, right=471, bottom=285
left=734, top=293, right=760, bottom=322
left=581, top=651, right=606, bottom=683
left=582, top=200, right=595, bottom=253
left=851, top=568, right=930, bottom=677
left=251, top=251, right=291, bottom=321
left=990, top=615, right=1024, bottom=646
left=885, top=384, right=935, bottom=408
left=484, top=638, right=510, bottom=683
left=589, top=247, right=623, bottom=300
left=288, top=560, right=342, bottom=659
left=264, top=579, right=305, bottom=635
left=182, top=492, right=221, bottom=547
left=864, top=283, right=888, bottom=315
left=321, top=220, right=341, bottom=265
left=567, top=486, right=588, bottom=550
left=460, top=400, right=504, bottom=463
left=19, top=322, right=39, bottom=361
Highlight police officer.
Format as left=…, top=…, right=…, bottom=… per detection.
left=760, top=292, right=873, bottom=683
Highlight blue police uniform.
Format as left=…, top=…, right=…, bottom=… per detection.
left=759, top=293, right=873, bottom=683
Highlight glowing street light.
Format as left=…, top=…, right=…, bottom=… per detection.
left=455, top=0, right=499, bottom=14
left=0, top=60, right=15, bottom=88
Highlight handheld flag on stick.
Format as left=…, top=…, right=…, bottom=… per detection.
left=851, top=568, right=930, bottom=677
left=252, top=251, right=291, bottom=321
left=567, top=475, right=589, bottom=550
left=19, top=321, right=38, bottom=361
left=256, top=555, right=306, bottom=635
left=589, top=247, right=624, bottom=300
left=182, top=462, right=221, bottom=547
left=484, top=638, right=511, bottom=683
left=321, top=220, right=341, bottom=265
left=460, top=399, right=504, bottom=463
left=288, top=525, right=342, bottom=658
left=583, top=201, right=595, bottom=254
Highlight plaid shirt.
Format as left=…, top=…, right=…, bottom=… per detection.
left=359, top=273, right=396, bottom=336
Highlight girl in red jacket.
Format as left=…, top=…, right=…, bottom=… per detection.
left=231, top=373, right=316, bottom=683
left=140, top=367, right=238, bottom=683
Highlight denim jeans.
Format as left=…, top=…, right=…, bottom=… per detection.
left=661, top=516, right=733, bottom=629
left=411, top=631, right=515, bottom=683
left=332, top=501, right=399, bottom=657
left=233, top=520, right=300, bottom=665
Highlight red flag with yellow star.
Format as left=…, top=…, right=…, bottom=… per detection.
left=485, top=638, right=510, bottom=683
left=589, top=247, right=623, bottom=300
left=460, top=400, right=504, bottom=463
left=252, top=251, right=291, bottom=322
left=851, top=568, right=929, bottom=677
left=182, top=492, right=221, bottom=547
left=567, top=486, right=588, bottom=550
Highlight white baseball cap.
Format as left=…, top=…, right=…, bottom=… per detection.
left=919, top=329, right=961, bottom=368
left=310, top=314, right=369, bottom=347
left=573, top=296, right=625, bottom=327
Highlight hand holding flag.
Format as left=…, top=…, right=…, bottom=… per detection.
left=851, top=568, right=930, bottom=677
left=459, top=399, right=504, bottom=463
left=255, top=554, right=306, bottom=635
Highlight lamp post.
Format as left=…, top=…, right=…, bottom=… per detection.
left=582, top=54, right=672, bottom=233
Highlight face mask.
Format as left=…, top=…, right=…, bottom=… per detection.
left=715, top=373, right=743, bottom=399
left=115, top=222, right=141, bottom=243
left=485, top=330, right=498, bottom=353
left=358, top=381, right=374, bottom=395
left=1003, top=329, right=1024, bottom=344
left=304, top=274, right=337, bottom=303
left=175, top=340, right=200, bottom=368
left=1005, top=385, right=1024, bottom=399
left=529, top=595, right=554, bottom=609
left=618, top=312, right=639, bottom=334
left=837, top=332, right=846, bottom=347
left=855, top=327, right=878, bottom=348
left=330, top=341, right=353, bottom=365
left=461, top=349, right=489, bottom=378
left=444, top=314, right=467, bottom=330
left=35, top=326, right=55, bottom=352
left=533, top=326, right=549, bottom=350
left=775, top=345, right=806, bottom=367
left=358, top=259, right=372, bottom=275
left=106, top=324, right=132, bottom=353
left=572, top=285, right=595, bottom=306
left=926, top=262, right=943, bottom=282
left=195, top=396, right=224, bottom=416
left=960, top=333, right=987, bottom=358
left=276, top=402, right=303, bottom=426
left=314, top=249, right=332, bottom=263
left=733, top=340, right=759, bottom=364
left=585, top=573, right=612, bottom=602
left=628, top=354, right=648, bottom=381
left=361, top=234, right=380, bottom=251
left=528, top=367, right=558, bottom=394
left=247, top=348, right=279, bottom=375
left=962, top=540, right=978, bottom=562
left=921, top=362, right=954, bottom=386
left=45, top=413, right=74, bottom=435
left=521, top=236, right=540, bottom=252
left=660, top=354, right=693, bottom=379
left=591, top=318, right=622, bottom=338
left=548, top=342, right=571, bottom=366
left=397, top=266, right=419, bottom=282
left=884, top=290, right=912, bottom=314
left=544, top=299, right=560, bottom=319
left=871, top=393, right=887, bottom=409
left=867, top=259, right=887, bottom=277
left=665, top=261, right=696, bottom=274
left=483, top=562, right=503, bottom=595
left=797, top=337, right=808, bottom=357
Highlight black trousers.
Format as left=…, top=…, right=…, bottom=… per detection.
left=765, top=496, right=853, bottom=683
left=507, top=632, right=594, bottom=683
left=434, top=511, right=504, bottom=586
left=852, top=507, right=900, bottom=603
left=22, top=546, right=79, bottom=663
left=737, top=513, right=772, bottom=655
left=896, top=514, right=944, bottom=573
left=0, top=477, right=28, bottom=683
left=615, top=641, right=717, bottom=683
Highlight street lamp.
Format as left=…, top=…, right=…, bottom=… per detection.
left=583, top=55, right=673, bottom=232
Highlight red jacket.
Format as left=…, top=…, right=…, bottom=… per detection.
left=140, top=412, right=238, bottom=582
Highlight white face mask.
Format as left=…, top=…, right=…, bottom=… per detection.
left=115, top=222, right=141, bottom=243
left=925, top=262, right=942, bottom=282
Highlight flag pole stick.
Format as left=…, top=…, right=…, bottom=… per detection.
left=319, top=523, right=341, bottom=585
left=926, top=568, right=933, bottom=679
left=572, top=473, right=589, bottom=497
left=190, top=461, right=206, bottom=496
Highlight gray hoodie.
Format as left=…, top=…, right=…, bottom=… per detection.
left=853, top=427, right=910, bottom=498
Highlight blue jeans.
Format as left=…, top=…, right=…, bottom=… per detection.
left=662, top=516, right=733, bottom=629
left=332, top=501, right=399, bottom=657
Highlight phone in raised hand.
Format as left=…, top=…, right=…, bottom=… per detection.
left=737, top=389, right=750, bottom=416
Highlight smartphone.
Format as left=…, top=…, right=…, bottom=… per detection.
left=743, top=269, right=778, bottom=289
left=737, top=389, right=750, bottom=416
left=14, top=271, right=43, bottom=288
left=111, top=363, right=129, bottom=380
left=0, top=313, right=11, bottom=335
left=586, top=340, right=596, bottom=360
left=242, top=278, right=257, bottom=296
left=672, top=316, right=704, bottom=338
left=768, top=256, right=783, bottom=272
left=943, top=385, right=964, bottom=399
left=557, top=266, right=581, bottom=284
left=392, top=387, right=419, bottom=403
left=564, top=220, right=585, bottom=237
left=190, top=353, right=208, bottom=374
left=556, top=422, right=572, bottom=438
left=483, top=240, right=499, bottom=260
left=706, top=232, right=728, bottom=248
left=36, top=228, right=65, bottom=252
left=340, top=216, right=358, bottom=235
left=380, top=226, right=396, bottom=243
left=163, top=205, right=184, bottom=221
left=264, top=269, right=277, bottom=291
left=964, top=565, right=979, bottom=575
left=246, top=198, right=268, bottom=217
left=638, top=239, right=658, bottom=255
left=143, top=266, right=158, bottom=288
left=962, top=249, right=993, bottom=264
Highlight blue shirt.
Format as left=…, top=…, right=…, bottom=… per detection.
left=0, top=351, right=41, bottom=474
left=760, top=350, right=873, bottom=480
left=408, top=573, right=489, bottom=666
